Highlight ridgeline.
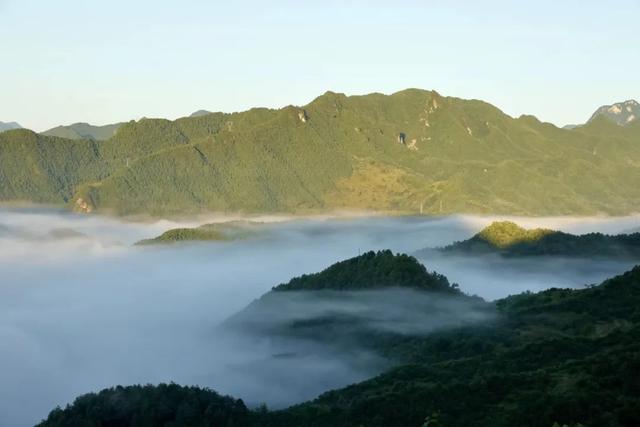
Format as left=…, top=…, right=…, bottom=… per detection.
left=2, top=89, right=640, bottom=216
left=440, top=221, right=640, bottom=258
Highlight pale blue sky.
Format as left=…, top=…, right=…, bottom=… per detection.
left=1, top=0, right=638, bottom=131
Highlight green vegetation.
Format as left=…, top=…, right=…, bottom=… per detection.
left=136, top=221, right=263, bottom=245
left=38, top=264, right=640, bottom=426
left=441, top=221, right=640, bottom=258
left=471, top=220, right=554, bottom=248
left=229, top=251, right=474, bottom=355
left=2, top=89, right=640, bottom=216
left=136, top=226, right=228, bottom=244
left=41, top=122, right=123, bottom=141
left=274, top=250, right=458, bottom=292
left=0, top=129, right=108, bottom=204
left=38, top=384, right=249, bottom=427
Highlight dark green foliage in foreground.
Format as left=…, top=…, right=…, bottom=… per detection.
left=273, top=250, right=458, bottom=292
left=38, top=383, right=249, bottom=427
left=3, top=90, right=640, bottom=216
left=38, top=266, right=640, bottom=427
left=442, top=220, right=640, bottom=258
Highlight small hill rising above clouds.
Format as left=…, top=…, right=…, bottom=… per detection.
left=226, top=250, right=479, bottom=360
left=438, top=221, right=640, bottom=258
left=273, top=250, right=459, bottom=293
left=135, top=221, right=263, bottom=245
left=588, top=100, right=639, bottom=126
left=41, top=122, right=123, bottom=140
left=0, top=121, right=22, bottom=132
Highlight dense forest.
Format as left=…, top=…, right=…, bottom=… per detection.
left=37, top=255, right=640, bottom=427
left=439, top=221, right=640, bottom=258
left=2, top=89, right=640, bottom=216
left=273, top=250, right=458, bottom=292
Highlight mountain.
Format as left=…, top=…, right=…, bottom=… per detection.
left=2, top=89, right=640, bottom=216
left=37, top=264, right=640, bottom=427
left=38, top=384, right=249, bottom=427
left=135, top=220, right=263, bottom=245
left=588, top=99, right=639, bottom=126
left=41, top=122, right=123, bottom=140
left=272, top=249, right=459, bottom=292
left=225, top=250, right=476, bottom=359
left=0, top=121, right=22, bottom=132
left=436, top=221, right=640, bottom=258
left=190, top=109, right=213, bottom=117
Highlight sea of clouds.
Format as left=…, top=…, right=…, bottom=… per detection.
left=0, top=207, right=638, bottom=426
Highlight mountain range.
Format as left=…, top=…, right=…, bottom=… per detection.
left=1, top=89, right=639, bottom=216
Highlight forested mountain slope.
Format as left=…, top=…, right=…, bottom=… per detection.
left=2, top=89, right=640, bottom=216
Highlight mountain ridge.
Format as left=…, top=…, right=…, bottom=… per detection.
left=0, top=121, right=22, bottom=132
left=41, top=121, right=124, bottom=141
left=588, top=99, right=639, bottom=126
left=2, top=88, right=640, bottom=216
left=436, top=221, right=640, bottom=258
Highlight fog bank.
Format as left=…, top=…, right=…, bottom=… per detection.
left=0, top=208, right=638, bottom=426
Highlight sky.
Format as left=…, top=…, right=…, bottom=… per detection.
left=0, top=0, right=638, bottom=132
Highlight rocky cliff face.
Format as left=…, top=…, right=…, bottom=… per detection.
left=588, top=100, right=639, bottom=126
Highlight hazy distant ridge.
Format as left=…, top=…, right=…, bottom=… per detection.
left=0, top=121, right=22, bottom=132
left=41, top=122, right=124, bottom=140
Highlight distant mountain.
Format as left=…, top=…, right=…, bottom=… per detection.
left=588, top=99, right=639, bottom=126
left=2, top=89, right=640, bottom=216
left=0, top=121, right=22, bottom=132
left=226, top=250, right=478, bottom=357
left=41, top=122, right=123, bottom=140
left=435, top=221, right=640, bottom=258
left=190, top=109, right=213, bottom=117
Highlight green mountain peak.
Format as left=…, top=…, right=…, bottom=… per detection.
left=273, top=250, right=459, bottom=293
left=474, top=221, right=554, bottom=248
